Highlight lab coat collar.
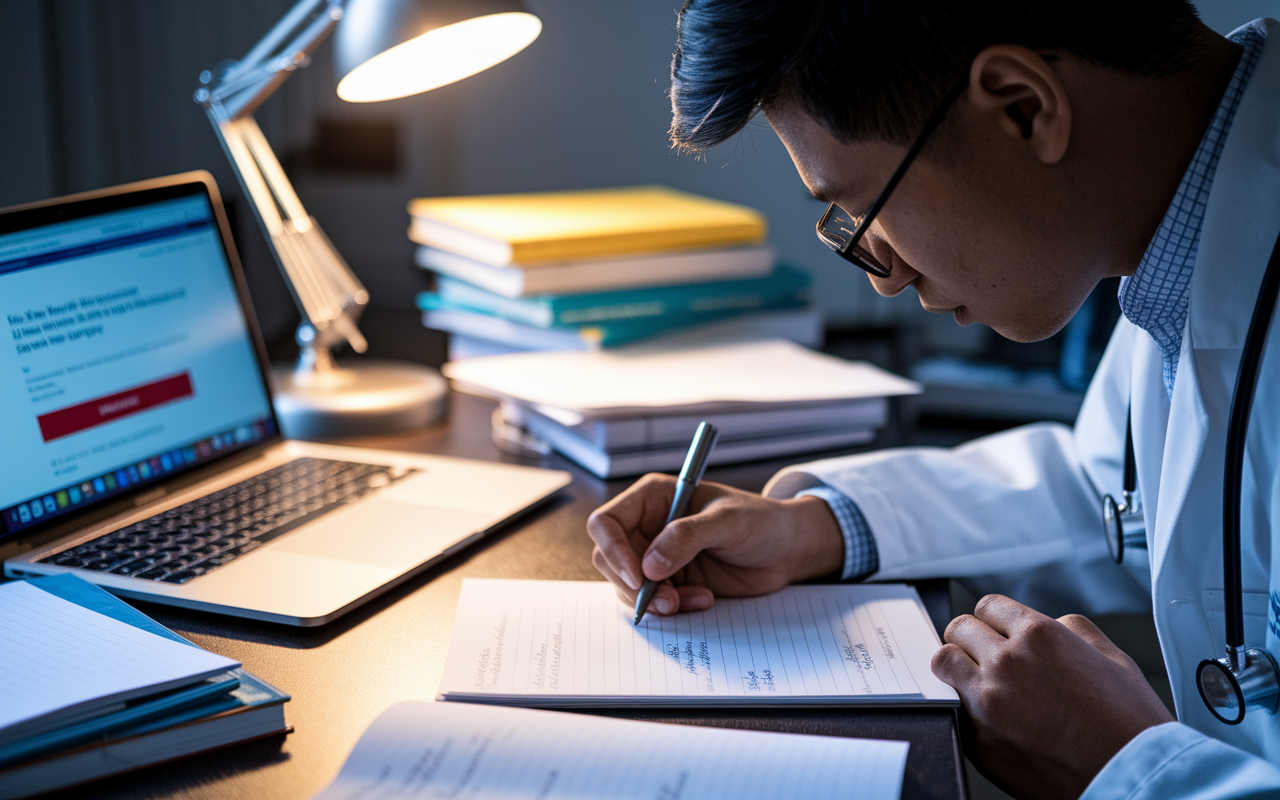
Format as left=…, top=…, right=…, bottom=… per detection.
left=1188, top=18, right=1280, bottom=351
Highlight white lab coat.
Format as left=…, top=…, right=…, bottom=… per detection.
left=764, top=19, right=1280, bottom=798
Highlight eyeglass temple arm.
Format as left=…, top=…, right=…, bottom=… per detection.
left=845, top=75, right=969, bottom=246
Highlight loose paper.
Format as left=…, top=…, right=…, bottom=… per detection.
left=443, top=339, right=921, bottom=416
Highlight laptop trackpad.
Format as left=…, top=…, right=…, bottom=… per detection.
left=270, top=499, right=492, bottom=568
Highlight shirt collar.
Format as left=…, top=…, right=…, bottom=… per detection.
left=1117, top=24, right=1266, bottom=397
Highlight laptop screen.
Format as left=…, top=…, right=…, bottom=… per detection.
left=0, top=180, right=276, bottom=542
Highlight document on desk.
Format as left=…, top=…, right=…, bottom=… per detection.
left=437, top=580, right=958, bottom=707
left=312, top=700, right=909, bottom=800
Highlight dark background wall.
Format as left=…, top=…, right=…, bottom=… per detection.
left=0, top=1, right=1266, bottom=367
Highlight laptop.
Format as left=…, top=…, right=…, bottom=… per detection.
left=0, top=172, right=570, bottom=626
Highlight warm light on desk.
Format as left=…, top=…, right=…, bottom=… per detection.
left=338, top=12, right=542, bottom=102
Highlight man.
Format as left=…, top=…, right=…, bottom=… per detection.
left=587, top=2, right=1280, bottom=798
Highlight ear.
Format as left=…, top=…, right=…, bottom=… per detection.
left=966, top=45, right=1072, bottom=165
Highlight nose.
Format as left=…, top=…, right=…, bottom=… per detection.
left=868, top=256, right=918, bottom=297
left=860, top=229, right=917, bottom=297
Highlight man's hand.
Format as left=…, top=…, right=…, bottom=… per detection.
left=932, top=595, right=1175, bottom=800
left=587, top=473, right=844, bottom=615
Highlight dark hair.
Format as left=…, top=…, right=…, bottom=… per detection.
left=670, top=0, right=1206, bottom=152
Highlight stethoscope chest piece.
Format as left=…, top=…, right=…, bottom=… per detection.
left=1198, top=647, right=1280, bottom=725
left=1103, top=412, right=1147, bottom=565
left=1103, top=491, right=1146, bottom=565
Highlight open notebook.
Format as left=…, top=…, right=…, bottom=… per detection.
left=437, top=580, right=959, bottom=708
left=313, top=701, right=909, bottom=800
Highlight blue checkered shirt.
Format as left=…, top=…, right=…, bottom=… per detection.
left=805, top=23, right=1267, bottom=580
left=1118, top=23, right=1265, bottom=396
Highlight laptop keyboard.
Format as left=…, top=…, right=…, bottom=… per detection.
left=41, top=457, right=415, bottom=584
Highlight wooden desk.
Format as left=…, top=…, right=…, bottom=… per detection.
left=48, top=392, right=968, bottom=800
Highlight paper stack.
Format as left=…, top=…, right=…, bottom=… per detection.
left=408, top=185, right=824, bottom=357
left=443, top=339, right=921, bottom=478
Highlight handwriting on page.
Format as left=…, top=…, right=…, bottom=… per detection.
left=312, top=701, right=910, bottom=800
left=444, top=580, right=925, bottom=701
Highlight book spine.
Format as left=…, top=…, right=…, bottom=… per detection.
left=409, top=218, right=515, bottom=266
left=421, top=295, right=794, bottom=348
left=429, top=270, right=810, bottom=330
left=417, top=245, right=777, bottom=298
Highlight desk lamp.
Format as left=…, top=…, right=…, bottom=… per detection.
left=195, top=0, right=541, bottom=439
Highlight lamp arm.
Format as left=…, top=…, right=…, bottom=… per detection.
left=196, top=0, right=369, bottom=366
left=207, top=0, right=345, bottom=121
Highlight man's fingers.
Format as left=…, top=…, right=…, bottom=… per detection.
left=588, top=513, right=644, bottom=591
left=593, top=546, right=638, bottom=600
left=642, top=501, right=738, bottom=581
left=1057, top=613, right=1132, bottom=667
left=943, top=613, right=1009, bottom=662
left=931, top=642, right=980, bottom=687
left=588, top=474, right=678, bottom=590
left=675, top=584, right=714, bottom=613
left=972, top=593, right=1048, bottom=637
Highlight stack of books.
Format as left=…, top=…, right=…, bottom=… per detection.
left=408, top=185, right=823, bottom=357
left=443, top=340, right=921, bottom=478
left=0, top=574, right=290, bottom=797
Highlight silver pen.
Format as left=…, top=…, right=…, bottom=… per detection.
left=633, top=421, right=719, bottom=625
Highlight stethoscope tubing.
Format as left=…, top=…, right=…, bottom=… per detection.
left=1222, top=229, right=1280, bottom=655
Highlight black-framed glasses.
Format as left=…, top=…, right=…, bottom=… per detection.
left=816, top=76, right=969, bottom=278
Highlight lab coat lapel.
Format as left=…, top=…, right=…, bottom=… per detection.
left=1151, top=18, right=1280, bottom=728
left=1160, top=15, right=1280, bottom=575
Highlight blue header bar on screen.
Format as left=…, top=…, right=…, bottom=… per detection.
left=0, top=196, right=213, bottom=277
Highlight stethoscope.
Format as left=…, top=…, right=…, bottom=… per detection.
left=1102, top=414, right=1146, bottom=565
left=1105, top=229, right=1280, bottom=725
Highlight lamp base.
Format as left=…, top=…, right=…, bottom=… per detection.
left=271, top=359, right=448, bottom=441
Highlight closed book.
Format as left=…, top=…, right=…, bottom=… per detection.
left=423, top=305, right=654, bottom=349
left=0, top=575, right=290, bottom=798
left=415, top=244, right=775, bottom=297
left=422, top=296, right=804, bottom=348
left=511, top=410, right=876, bottom=478
left=407, top=186, right=766, bottom=266
left=506, top=397, right=888, bottom=452
left=430, top=265, right=809, bottom=329
left=443, top=307, right=825, bottom=360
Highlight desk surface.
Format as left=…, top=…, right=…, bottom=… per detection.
left=45, top=392, right=968, bottom=800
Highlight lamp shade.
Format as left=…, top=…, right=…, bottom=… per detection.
left=335, top=0, right=541, bottom=102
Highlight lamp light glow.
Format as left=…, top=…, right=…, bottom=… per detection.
left=337, top=11, right=540, bottom=102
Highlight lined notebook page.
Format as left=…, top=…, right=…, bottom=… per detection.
left=0, top=581, right=239, bottom=738
left=313, top=700, right=909, bottom=800
left=438, top=580, right=956, bottom=705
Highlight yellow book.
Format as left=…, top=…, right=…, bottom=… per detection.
left=406, top=185, right=767, bottom=267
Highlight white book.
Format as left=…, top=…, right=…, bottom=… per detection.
left=518, top=411, right=876, bottom=478
left=313, top=700, right=909, bottom=800
left=445, top=339, right=921, bottom=417
left=506, top=397, right=888, bottom=451
left=416, top=244, right=775, bottom=297
left=438, top=579, right=959, bottom=708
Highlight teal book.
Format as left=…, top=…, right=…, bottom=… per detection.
left=0, top=575, right=290, bottom=798
left=421, top=264, right=810, bottom=329
left=421, top=297, right=808, bottom=348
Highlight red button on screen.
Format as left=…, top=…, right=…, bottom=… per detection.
left=37, top=372, right=194, bottom=442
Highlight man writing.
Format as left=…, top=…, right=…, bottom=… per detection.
left=588, top=3, right=1280, bottom=797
